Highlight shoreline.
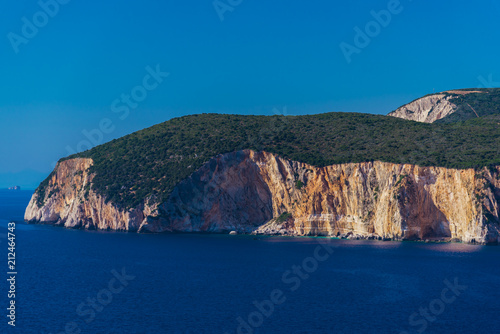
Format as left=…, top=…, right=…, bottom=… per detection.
left=19, top=219, right=496, bottom=246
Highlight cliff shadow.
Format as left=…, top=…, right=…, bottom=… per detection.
left=397, top=174, right=451, bottom=240
left=161, top=151, right=274, bottom=232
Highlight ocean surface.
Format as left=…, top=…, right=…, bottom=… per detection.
left=1, top=189, right=500, bottom=334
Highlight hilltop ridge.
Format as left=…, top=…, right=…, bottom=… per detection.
left=388, top=88, right=500, bottom=123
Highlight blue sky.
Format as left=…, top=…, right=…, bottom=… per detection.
left=1, top=0, right=499, bottom=189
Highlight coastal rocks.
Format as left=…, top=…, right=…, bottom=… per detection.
left=24, top=159, right=146, bottom=232
left=25, top=151, right=500, bottom=244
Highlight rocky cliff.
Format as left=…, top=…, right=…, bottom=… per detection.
left=388, top=89, right=500, bottom=123
left=25, top=150, right=500, bottom=244
left=388, top=93, right=459, bottom=123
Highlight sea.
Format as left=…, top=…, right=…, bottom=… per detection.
left=1, top=189, right=499, bottom=334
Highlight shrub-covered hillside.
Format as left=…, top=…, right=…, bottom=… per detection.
left=41, top=112, right=500, bottom=209
left=435, top=88, right=500, bottom=123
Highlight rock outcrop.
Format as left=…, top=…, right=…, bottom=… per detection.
left=24, top=159, right=146, bottom=231
left=388, top=94, right=458, bottom=123
left=25, top=151, right=500, bottom=244
left=388, top=90, right=492, bottom=123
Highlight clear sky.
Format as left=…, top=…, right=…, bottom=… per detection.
left=1, top=0, right=499, bottom=189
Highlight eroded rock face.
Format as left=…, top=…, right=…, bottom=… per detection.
left=25, top=151, right=500, bottom=244
left=388, top=94, right=457, bottom=123
left=24, top=159, right=145, bottom=232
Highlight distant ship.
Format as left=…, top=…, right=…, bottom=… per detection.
left=8, top=186, right=21, bottom=191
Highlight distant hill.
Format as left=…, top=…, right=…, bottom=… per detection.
left=388, top=88, right=500, bottom=123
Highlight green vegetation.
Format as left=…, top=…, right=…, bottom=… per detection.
left=83, top=183, right=91, bottom=201
left=36, top=171, right=55, bottom=207
left=434, top=89, right=500, bottom=123
left=295, top=180, right=305, bottom=190
left=38, top=111, right=500, bottom=209
left=47, top=187, right=59, bottom=200
left=277, top=212, right=292, bottom=223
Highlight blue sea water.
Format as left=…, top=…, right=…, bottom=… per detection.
left=1, top=189, right=500, bottom=334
